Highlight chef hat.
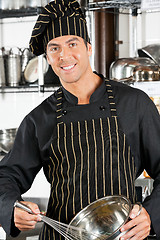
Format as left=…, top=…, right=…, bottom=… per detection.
left=29, top=0, right=90, bottom=56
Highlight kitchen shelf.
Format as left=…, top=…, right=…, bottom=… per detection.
left=0, top=84, right=60, bottom=93
left=0, top=7, right=43, bottom=19
left=87, top=1, right=141, bottom=12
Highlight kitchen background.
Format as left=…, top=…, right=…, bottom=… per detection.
left=0, top=0, right=160, bottom=239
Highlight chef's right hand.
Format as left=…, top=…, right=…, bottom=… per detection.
left=14, top=201, right=41, bottom=231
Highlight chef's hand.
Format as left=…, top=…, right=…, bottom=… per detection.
left=14, top=201, right=41, bottom=231
left=120, top=204, right=151, bottom=240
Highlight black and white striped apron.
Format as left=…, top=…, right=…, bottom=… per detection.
left=39, top=79, right=137, bottom=240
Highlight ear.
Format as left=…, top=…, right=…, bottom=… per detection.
left=46, top=54, right=51, bottom=65
left=87, top=43, right=92, bottom=57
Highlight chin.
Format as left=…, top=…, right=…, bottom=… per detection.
left=61, top=76, right=80, bottom=84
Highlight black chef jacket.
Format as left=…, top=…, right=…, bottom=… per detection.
left=0, top=75, right=160, bottom=238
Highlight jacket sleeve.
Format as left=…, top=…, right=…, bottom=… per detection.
left=0, top=115, right=42, bottom=236
left=139, top=98, right=160, bottom=239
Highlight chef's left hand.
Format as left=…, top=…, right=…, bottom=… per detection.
left=120, top=204, right=151, bottom=240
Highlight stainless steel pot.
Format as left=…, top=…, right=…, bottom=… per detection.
left=0, top=53, right=6, bottom=87
left=21, top=48, right=34, bottom=73
left=109, top=57, right=160, bottom=82
left=7, top=49, right=21, bottom=86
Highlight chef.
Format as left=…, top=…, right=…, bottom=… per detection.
left=0, top=0, right=159, bottom=239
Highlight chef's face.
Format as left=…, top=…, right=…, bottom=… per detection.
left=46, top=35, right=92, bottom=86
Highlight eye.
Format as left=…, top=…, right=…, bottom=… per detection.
left=50, top=47, right=59, bottom=52
left=69, top=42, right=77, bottom=48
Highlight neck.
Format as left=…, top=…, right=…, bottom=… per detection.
left=61, top=72, right=103, bottom=104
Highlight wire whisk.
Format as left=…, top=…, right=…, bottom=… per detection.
left=14, top=201, right=107, bottom=240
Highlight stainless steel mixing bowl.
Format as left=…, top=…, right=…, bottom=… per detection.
left=0, top=128, right=17, bottom=153
left=68, top=195, right=132, bottom=240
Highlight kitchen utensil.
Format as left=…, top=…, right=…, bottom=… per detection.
left=109, top=57, right=160, bottom=82
left=24, top=56, right=49, bottom=83
left=21, top=48, right=33, bottom=72
left=14, top=201, right=102, bottom=240
left=133, top=65, right=160, bottom=81
left=138, top=44, right=160, bottom=66
left=14, top=196, right=141, bottom=240
left=7, top=48, right=21, bottom=86
left=0, top=128, right=17, bottom=153
left=69, top=195, right=135, bottom=240
left=0, top=50, right=6, bottom=87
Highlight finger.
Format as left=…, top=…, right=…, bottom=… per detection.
left=120, top=208, right=151, bottom=240
left=14, top=208, right=41, bottom=222
left=130, top=204, right=141, bottom=219
left=22, top=201, right=41, bottom=215
left=120, top=207, right=150, bottom=232
left=14, top=212, right=40, bottom=231
left=15, top=221, right=37, bottom=231
left=120, top=225, right=150, bottom=240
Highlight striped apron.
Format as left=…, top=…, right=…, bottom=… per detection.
left=39, top=79, right=137, bottom=240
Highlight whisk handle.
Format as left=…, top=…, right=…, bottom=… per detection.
left=14, top=201, right=34, bottom=214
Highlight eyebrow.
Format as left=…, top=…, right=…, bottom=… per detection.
left=48, top=37, right=80, bottom=48
left=65, top=37, right=80, bottom=44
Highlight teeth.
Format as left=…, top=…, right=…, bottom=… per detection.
left=62, top=65, right=75, bottom=70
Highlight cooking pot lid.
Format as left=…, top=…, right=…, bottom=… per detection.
left=138, top=44, right=160, bottom=66
left=24, top=56, right=49, bottom=83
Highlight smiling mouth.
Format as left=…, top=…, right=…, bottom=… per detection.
left=61, top=64, right=76, bottom=70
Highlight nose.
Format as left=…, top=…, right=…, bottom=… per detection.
left=59, top=46, right=70, bottom=60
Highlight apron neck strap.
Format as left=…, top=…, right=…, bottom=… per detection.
left=105, top=79, right=117, bottom=117
left=56, top=87, right=64, bottom=125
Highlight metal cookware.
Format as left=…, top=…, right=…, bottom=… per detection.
left=0, top=128, right=17, bottom=153
left=109, top=57, right=160, bottom=82
left=14, top=196, right=142, bottom=240
left=21, top=48, right=34, bottom=83
left=7, top=48, right=21, bottom=86
left=68, top=195, right=133, bottom=240
left=138, top=44, right=160, bottom=66
left=0, top=49, right=6, bottom=87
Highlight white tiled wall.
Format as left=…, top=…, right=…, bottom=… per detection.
left=0, top=91, right=52, bottom=129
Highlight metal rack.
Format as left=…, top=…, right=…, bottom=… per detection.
left=0, top=7, right=43, bottom=19
left=86, top=1, right=141, bottom=12
left=0, top=84, right=60, bottom=93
